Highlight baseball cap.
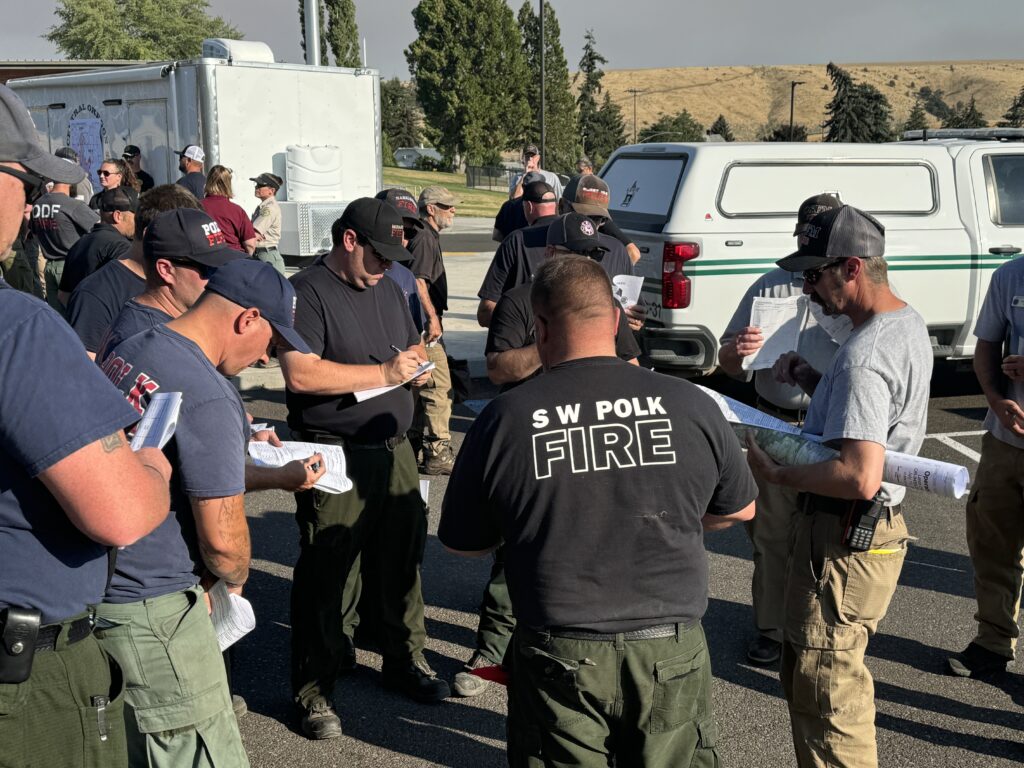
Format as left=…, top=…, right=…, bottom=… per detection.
left=418, top=185, right=458, bottom=208
left=794, top=193, right=842, bottom=236
left=338, top=197, right=412, bottom=263
left=522, top=180, right=556, bottom=203
left=521, top=170, right=546, bottom=186
left=576, top=155, right=592, bottom=168
left=776, top=205, right=886, bottom=272
left=0, top=85, right=84, bottom=184
left=204, top=258, right=311, bottom=355
left=546, top=213, right=608, bottom=255
left=563, top=174, right=610, bottom=219
left=143, top=208, right=242, bottom=267
left=250, top=172, right=282, bottom=190
left=122, top=145, right=141, bottom=159
left=523, top=143, right=540, bottom=156
left=55, top=146, right=80, bottom=163
left=98, top=186, right=140, bottom=213
left=375, top=187, right=424, bottom=230
left=176, top=144, right=205, bottom=163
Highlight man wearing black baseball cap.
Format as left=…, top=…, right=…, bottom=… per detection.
left=508, top=143, right=563, bottom=201
left=745, top=204, right=932, bottom=768
left=95, top=203, right=243, bottom=361
left=718, top=193, right=845, bottom=668
left=451, top=213, right=640, bottom=698
left=57, top=187, right=139, bottom=303
left=281, top=197, right=450, bottom=740
left=0, top=81, right=174, bottom=768
left=97, top=257, right=322, bottom=766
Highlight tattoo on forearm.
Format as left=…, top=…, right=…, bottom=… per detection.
left=100, top=433, right=125, bottom=453
left=197, top=497, right=251, bottom=585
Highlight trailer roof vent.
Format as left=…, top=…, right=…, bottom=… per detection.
left=201, top=39, right=275, bottom=63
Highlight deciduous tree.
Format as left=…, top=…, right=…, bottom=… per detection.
left=639, top=109, right=705, bottom=143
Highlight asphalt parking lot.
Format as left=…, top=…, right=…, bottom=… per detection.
left=233, top=361, right=1023, bottom=768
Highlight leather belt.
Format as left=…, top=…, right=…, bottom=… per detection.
left=756, top=397, right=806, bottom=423
left=547, top=623, right=679, bottom=642
left=798, top=492, right=901, bottom=518
left=254, top=246, right=278, bottom=253
left=36, top=614, right=94, bottom=653
left=303, top=432, right=407, bottom=452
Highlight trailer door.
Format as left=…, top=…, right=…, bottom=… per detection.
left=127, top=99, right=173, bottom=186
left=27, top=106, right=52, bottom=151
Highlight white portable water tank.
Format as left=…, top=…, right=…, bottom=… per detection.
left=201, top=39, right=275, bottom=63
left=284, top=145, right=345, bottom=202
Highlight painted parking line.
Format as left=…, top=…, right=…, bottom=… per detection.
left=929, top=435, right=983, bottom=462
left=904, top=558, right=966, bottom=573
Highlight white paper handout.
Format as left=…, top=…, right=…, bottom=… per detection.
left=612, top=275, right=644, bottom=308
left=208, top=580, right=256, bottom=651
left=742, top=296, right=803, bottom=371
left=694, top=385, right=801, bottom=435
left=353, top=361, right=435, bottom=402
left=130, top=392, right=182, bottom=450
left=247, top=440, right=352, bottom=494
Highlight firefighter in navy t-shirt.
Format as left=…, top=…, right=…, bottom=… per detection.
left=440, top=256, right=757, bottom=767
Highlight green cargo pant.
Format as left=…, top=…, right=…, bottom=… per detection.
left=290, top=439, right=428, bottom=708
left=94, top=586, right=249, bottom=768
left=0, top=613, right=128, bottom=768
left=43, top=258, right=65, bottom=316
left=746, top=478, right=802, bottom=642
left=966, top=432, right=1024, bottom=657
left=781, top=501, right=909, bottom=768
left=507, top=623, right=719, bottom=768
left=253, top=247, right=286, bottom=275
left=475, top=545, right=516, bottom=665
left=412, top=340, right=453, bottom=449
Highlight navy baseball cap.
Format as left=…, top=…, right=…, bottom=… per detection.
left=143, top=208, right=242, bottom=267
left=204, top=259, right=311, bottom=354
left=777, top=205, right=885, bottom=272
left=337, top=197, right=411, bottom=263
left=547, top=213, right=608, bottom=255
left=522, top=180, right=556, bottom=203
left=98, top=186, right=139, bottom=213
left=375, top=187, right=424, bottom=230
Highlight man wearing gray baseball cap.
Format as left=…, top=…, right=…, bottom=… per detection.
left=0, top=83, right=174, bottom=768
left=745, top=204, right=933, bottom=768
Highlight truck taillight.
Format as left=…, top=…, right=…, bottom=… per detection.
left=662, top=242, right=699, bottom=309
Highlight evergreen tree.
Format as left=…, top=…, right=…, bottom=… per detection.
left=325, top=0, right=360, bottom=68
left=381, top=77, right=421, bottom=149
left=575, top=30, right=608, bottom=162
left=824, top=62, right=893, bottom=143
left=588, top=92, right=627, bottom=165
left=48, top=0, right=240, bottom=59
left=917, top=86, right=951, bottom=121
left=998, top=86, right=1024, bottom=128
left=902, top=100, right=929, bottom=133
left=298, top=0, right=329, bottom=65
left=406, top=0, right=531, bottom=168
left=517, top=2, right=578, bottom=174
left=761, top=123, right=808, bottom=142
left=638, top=109, right=705, bottom=143
left=709, top=115, right=735, bottom=141
left=942, top=97, right=986, bottom=129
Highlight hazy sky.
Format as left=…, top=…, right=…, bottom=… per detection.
left=5, top=1, right=1023, bottom=79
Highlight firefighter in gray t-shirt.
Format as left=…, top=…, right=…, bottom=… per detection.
left=718, top=193, right=844, bottom=665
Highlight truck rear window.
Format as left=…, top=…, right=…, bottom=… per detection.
left=718, top=162, right=937, bottom=217
left=984, top=154, right=1024, bottom=226
left=602, top=154, right=688, bottom=233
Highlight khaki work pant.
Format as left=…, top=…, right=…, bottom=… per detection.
left=413, top=340, right=452, bottom=449
left=782, top=504, right=909, bottom=768
left=508, top=623, right=719, bottom=768
left=95, top=587, right=249, bottom=768
left=0, top=615, right=128, bottom=768
left=747, top=478, right=802, bottom=642
left=966, top=433, right=1024, bottom=657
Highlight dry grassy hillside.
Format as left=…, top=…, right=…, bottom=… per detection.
left=600, top=60, right=1024, bottom=141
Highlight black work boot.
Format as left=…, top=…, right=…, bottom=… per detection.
left=298, top=695, right=343, bottom=740
left=382, top=658, right=451, bottom=703
left=422, top=441, right=455, bottom=475
left=947, top=642, right=1012, bottom=678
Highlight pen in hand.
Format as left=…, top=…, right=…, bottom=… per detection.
left=390, top=345, right=402, bottom=354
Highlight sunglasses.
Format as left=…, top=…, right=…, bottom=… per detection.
left=433, top=203, right=454, bottom=211
left=98, top=170, right=121, bottom=178
left=802, top=259, right=846, bottom=286
left=170, top=260, right=213, bottom=279
left=0, top=165, right=47, bottom=204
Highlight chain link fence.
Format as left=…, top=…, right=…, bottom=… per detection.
left=465, top=165, right=519, bottom=192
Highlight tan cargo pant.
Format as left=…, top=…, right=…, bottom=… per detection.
left=966, top=432, right=1024, bottom=657
left=412, top=340, right=452, bottom=448
left=781, top=502, right=909, bottom=768
left=747, top=478, right=802, bottom=642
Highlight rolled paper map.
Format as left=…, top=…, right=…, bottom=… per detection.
left=736, top=424, right=970, bottom=499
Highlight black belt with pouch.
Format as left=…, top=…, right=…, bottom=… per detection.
left=0, top=607, right=95, bottom=684
left=798, top=492, right=901, bottom=552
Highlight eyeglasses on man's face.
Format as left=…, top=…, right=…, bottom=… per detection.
left=803, top=259, right=846, bottom=286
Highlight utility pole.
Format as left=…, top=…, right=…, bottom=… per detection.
left=627, top=88, right=643, bottom=144
left=789, top=80, right=805, bottom=141
left=539, top=0, right=546, bottom=163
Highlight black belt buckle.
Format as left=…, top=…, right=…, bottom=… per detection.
left=0, top=607, right=41, bottom=684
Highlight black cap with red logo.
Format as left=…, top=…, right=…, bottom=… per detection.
left=142, top=208, right=243, bottom=267
left=337, top=197, right=413, bottom=263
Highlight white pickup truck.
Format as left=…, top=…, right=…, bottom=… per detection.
left=601, top=133, right=1024, bottom=374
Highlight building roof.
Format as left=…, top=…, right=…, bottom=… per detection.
left=0, top=60, right=145, bottom=84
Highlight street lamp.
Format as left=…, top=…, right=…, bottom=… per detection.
left=790, top=80, right=805, bottom=141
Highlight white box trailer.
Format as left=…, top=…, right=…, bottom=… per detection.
left=8, top=40, right=382, bottom=259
